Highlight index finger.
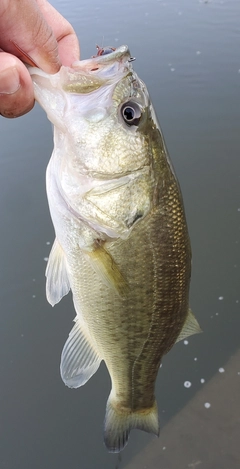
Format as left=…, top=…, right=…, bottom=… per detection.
left=36, top=0, right=80, bottom=66
left=0, top=0, right=80, bottom=73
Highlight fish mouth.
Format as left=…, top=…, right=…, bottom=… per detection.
left=29, top=46, right=133, bottom=96
left=93, top=45, right=131, bottom=62
left=72, top=45, right=132, bottom=72
left=62, top=45, right=133, bottom=92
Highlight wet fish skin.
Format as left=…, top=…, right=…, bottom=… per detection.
left=29, top=45, right=201, bottom=453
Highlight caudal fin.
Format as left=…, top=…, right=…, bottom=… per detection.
left=104, top=395, right=159, bottom=453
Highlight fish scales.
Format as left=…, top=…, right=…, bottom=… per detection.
left=29, top=44, right=201, bottom=453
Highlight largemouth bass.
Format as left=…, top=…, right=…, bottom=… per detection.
left=29, top=45, right=201, bottom=453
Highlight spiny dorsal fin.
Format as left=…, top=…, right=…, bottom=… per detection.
left=176, top=308, right=202, bottom=343
left=46, top=238, right=70, bottom=306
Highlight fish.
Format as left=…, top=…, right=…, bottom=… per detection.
left=29, top=45, right=201, bottom=453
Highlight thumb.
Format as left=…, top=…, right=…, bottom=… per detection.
left=0, top=53, right=34, bottom=118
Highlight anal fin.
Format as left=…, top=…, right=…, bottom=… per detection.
left=60, top=317, right=102, bottom=388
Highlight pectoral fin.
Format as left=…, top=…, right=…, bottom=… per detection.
left=85, top=245, right=129, bottom=298
left=46, top=238, right=70, bottom=306
left=60, top=317, right=102, bottom=388
left=176, top=308, right=202, bottom=343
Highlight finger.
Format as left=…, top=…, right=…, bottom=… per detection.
left=36, top=0, right=80, bottom=66
left=0, top=0, right=61, bottom=73
left=0, top=53, right=34, bottom=118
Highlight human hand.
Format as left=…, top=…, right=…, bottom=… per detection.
left=0, top=0, right=80, bottom=118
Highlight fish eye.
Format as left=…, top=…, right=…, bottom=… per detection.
left=120, top=101, right=142, bottom=126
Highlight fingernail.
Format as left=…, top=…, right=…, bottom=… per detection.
left=0, top=67, right=20, bottom=95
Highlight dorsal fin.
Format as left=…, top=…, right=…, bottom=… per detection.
left=176, top=308, right=202, bottom=343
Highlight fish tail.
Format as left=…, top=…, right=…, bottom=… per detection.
left=104, top=394, right=159, bottom=453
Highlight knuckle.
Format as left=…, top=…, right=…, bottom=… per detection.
left=31, top=15, right=60, bottom=70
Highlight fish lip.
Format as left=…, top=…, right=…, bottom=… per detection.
left=72, top=45, right=131, bottom=70
left=92, top=45, right=131, bottom=63
left=28, top=45, right=131, bottom=77
left=28, top=46, right=132, bottom=90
